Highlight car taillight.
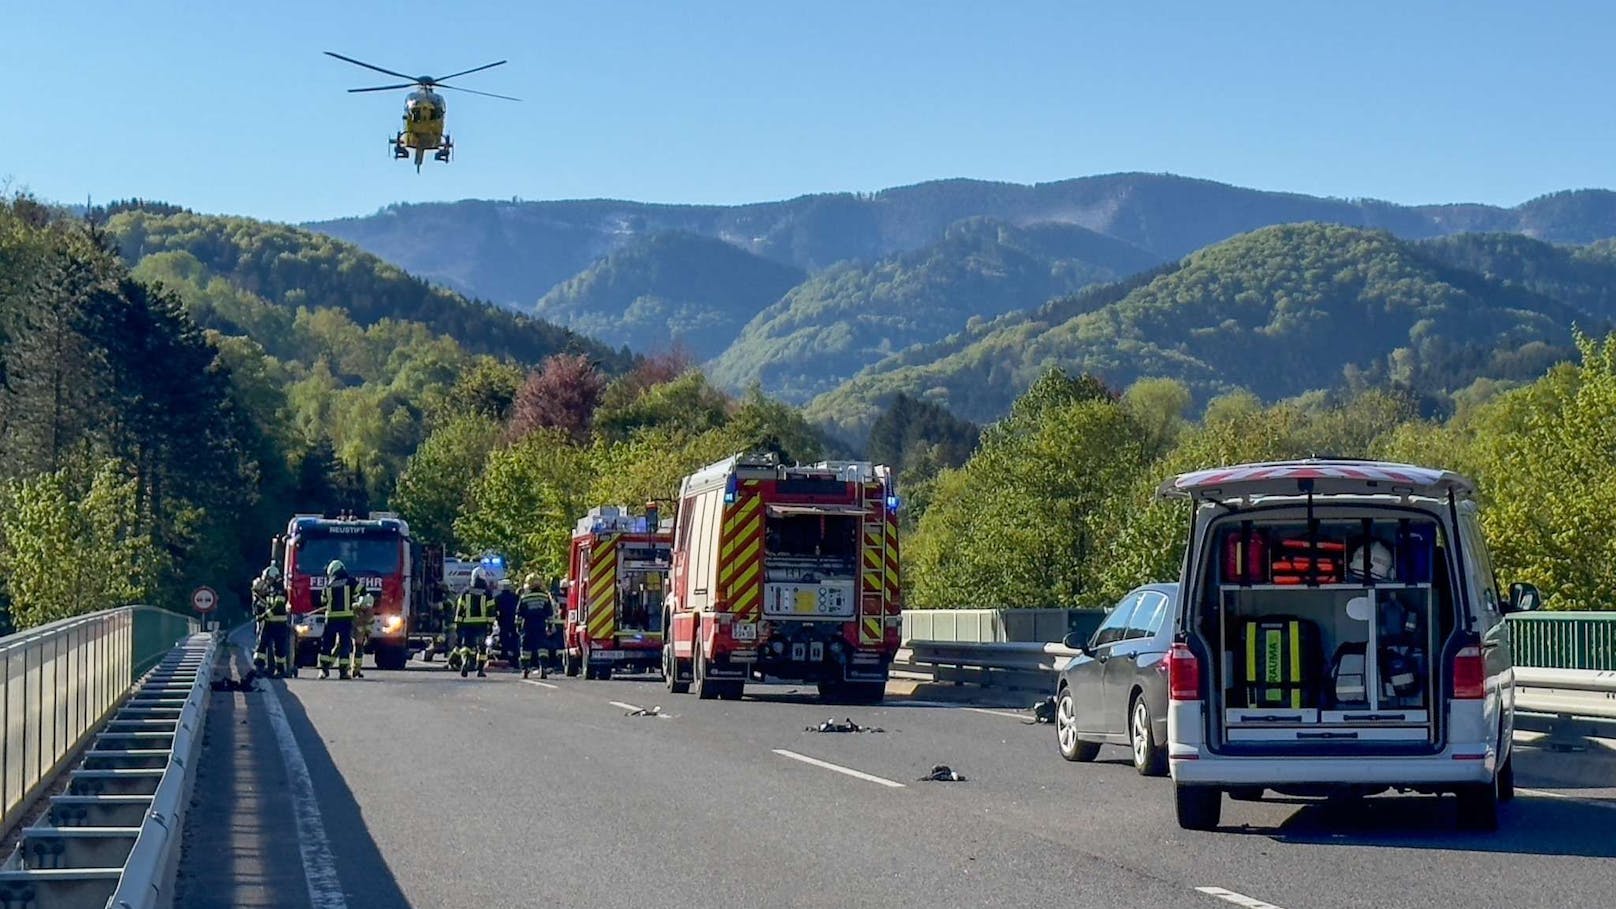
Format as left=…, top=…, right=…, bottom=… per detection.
left=1167, top=643, right=1201, bottom=701
left=1452, top=644, right=1485, bottom=699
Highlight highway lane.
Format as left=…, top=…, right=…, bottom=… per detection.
left=176, top=645, right=1616, bottom=909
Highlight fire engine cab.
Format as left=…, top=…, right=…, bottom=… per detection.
left=663, top=454, right=901, bottom=702
left=562, top=506, right=672, bottom=680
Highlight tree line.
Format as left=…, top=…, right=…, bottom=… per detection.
left=904, top=344, right=1616, bottom=612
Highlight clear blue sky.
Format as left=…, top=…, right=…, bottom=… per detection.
left=11, top=1, right=1615, bottom=223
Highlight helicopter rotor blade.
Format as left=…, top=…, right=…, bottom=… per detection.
left=348, top=83, right=419, bottom=93
left=434, top=60, right=508, bottom=82
left=437, top=83, right=522, bottom=102
left=324, top=51, right=419, bottom=83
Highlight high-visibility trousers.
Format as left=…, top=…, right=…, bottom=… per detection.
left=319, top=619, right=354, bottom=669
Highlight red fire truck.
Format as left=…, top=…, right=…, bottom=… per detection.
left=662, top=455, right=901, bottom=702
left=562, top=506, right=673, bottom=680
left=275, top=512, right=416, bottom=671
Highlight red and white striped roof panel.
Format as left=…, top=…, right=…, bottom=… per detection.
left=1158, top=460, right=1476, bottom=501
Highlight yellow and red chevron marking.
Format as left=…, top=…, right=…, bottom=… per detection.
left=858, top=498, right=886, bottom=644
left=718, top=494, right=763, bottom=621
left=884, top=515, right=901, bottom=609
left=585, top=537, right=618, bottom=641
left=861, top=614, right=883, bottom=645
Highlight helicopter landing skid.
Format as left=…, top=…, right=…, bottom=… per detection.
left=391, top=136, right=409, bottom=160
left=434, top=136, right=453, bottom=163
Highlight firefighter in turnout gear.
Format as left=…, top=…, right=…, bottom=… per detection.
left=252, top=565, right=292, bottom=677
left=318, top=560, right=363, bottom=680
left=517, top=573, right=555, bottom=679
left=350, top=585, right=376, bottom=679
left=454, top=568, right=496, bottom=677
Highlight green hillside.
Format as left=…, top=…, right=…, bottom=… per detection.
left=107, top=210, right=629, bottom=370
left=534, top=231, right=806, bottom=360
left=807, top=224, right=1591, bottom=437
left=708, top=219, right=1161, bottom=402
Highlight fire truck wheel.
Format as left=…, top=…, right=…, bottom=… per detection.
left=664, top=643, right=690, bottom=694
left=562, top=649, right=579, bottom=677
left=582, top=643, right=599, bottom=680
left=694, top=638, right=719, bottom=700
left=719, top=680, right=745, bottom=701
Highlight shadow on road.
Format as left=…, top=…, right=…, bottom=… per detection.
left=1226, top=793, right=1616, bottom=858
left=176, top=634, right=412, bottom=908
left=272, top=680, right=415, bottom=907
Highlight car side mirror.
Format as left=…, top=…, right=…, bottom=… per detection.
left=1061, top=632, right=1090, bottom=654
left=1507, top=582, right=1541, bottom=613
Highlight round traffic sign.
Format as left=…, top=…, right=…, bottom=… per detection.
left=191, top=586, right=219, bottom=613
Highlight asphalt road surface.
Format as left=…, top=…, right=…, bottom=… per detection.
left=175, top=633, right=1616, bottom=909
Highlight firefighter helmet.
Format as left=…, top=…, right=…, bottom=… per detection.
left=261, top=564, right=282, bottom=582
left=326, top=560, right=346, bottom=577
left=523, top=572, right=543, bottom=592
left=470, top=566, right=490, bottom=589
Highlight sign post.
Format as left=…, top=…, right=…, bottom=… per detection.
left=192, top=586, right=218, bottom=631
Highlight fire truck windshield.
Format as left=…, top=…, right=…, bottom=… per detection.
left=293, top=536, right=401, bottom=575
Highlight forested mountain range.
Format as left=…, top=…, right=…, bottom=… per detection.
left=308, top=174, right=1616, bottom=310
left=805, top=224, right=1607, bottom=439
left=533, top=230, right=805, bottom=360
left=307, top=174, right=1616, bottom=419
left=707, top=219, right=1160, bottom=401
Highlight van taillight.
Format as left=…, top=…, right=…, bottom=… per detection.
left=1167, top=643, right=1201, bottom=701
left=1452, top=644, right=1485, bottom=699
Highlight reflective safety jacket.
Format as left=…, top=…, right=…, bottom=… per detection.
left=456, top=590, right=495, bottom=626
left=516, top=593, right=555, bottom=635
left=256, top=590, right=290, bottom=623
left=322, top=578, right=363, bottom=620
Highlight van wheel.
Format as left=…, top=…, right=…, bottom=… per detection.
left=1056, top=687, right=1100, bottom=762
left=1174, top=785, right=1222, bottom=831
left=1456, top=778, right=1499, bottom=831
left=1498, top=755, right=1515, bottom=803
left=1130, top=695, right=1167, bottom=777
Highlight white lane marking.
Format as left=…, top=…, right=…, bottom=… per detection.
left=961, top=707, right=1031, bottom=720
left=771, top=749, right=906, bottom=788
left=257, top=652, right=349, bottom=909
left=1195, top=887, right=1287, bottom=909
left=609, top=700, right=671, bottom=718
left=1518, top=787, right=1616, bottom=810
left=521, top=679, right=559, bottom=690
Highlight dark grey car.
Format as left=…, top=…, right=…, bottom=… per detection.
left=1054, top=583, right=1178, bottom=776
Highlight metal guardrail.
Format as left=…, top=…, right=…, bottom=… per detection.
left=1, top=606, right=198, bottom=835
left=897, top=642, right=1616, bottom=748
left=901, top=608, right=1106, bottom=644
left=1513, top=667, right=1616, bottom=746
left=1506, top=612, right=1616, bottom=671
left=0, top=632, right=214, bottom=909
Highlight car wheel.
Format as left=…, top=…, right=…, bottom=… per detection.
left=1129, top=695, right=1167, bottom=777
left=1174, top=784, right=1222, bottom=831
left=1456, top=777, right=1499, bottom=831
left=1056, top=687, right=1100, bottom=762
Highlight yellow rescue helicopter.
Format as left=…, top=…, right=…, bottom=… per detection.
left=325, top=51, right=519, bottom=171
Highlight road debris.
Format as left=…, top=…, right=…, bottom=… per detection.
left=918, top=764, right=967, bottom=782
left=806, top=717, right=886, bottom=733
